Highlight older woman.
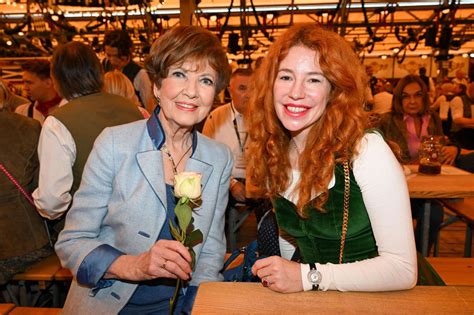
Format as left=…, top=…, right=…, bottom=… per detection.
left=55, top=26, right=232, bottom=314
left=247, top=24, right=417, bottom=293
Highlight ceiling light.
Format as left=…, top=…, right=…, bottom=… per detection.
left=421, top=55, right=428, bottom=59
left=393, top=48, right=400, bottom=53
left=6, top=40, right=12, bottom=46
left=462, top=53, right=468, bottom=58
left=381, top=55, right=387, bottom=60
left=210, top=15, right=217, bottom=22
left=470, top=52, right=474, bottom=58
left=266, top=13, right=273, bottom=20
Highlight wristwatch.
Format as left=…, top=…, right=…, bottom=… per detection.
left=307, top=263, right=322, bottom=291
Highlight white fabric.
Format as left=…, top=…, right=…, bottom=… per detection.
left=279, top=133, right=417, bottom=291
left=32, top=116, right=76, bottom=220
left=450, top=96, right=465, bottom=120
left=14, top=101, right=45, bottom=125
left=372, top=92, right=393, bottom=114
left=202, top=103, right=247, bottom=179
left=133, top=69, right=155, bottom=112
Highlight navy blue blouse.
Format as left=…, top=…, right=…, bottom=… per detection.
left=119, top=184, right=183, bottom=315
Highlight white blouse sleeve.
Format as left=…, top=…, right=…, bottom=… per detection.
left=33, top=116, right=76, bottom=220
left=313, top=133, right=417, bottom=292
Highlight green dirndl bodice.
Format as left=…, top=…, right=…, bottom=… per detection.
left=272, top=164, right=378, bottom=264
left=272, top=164, right=445, bottom=286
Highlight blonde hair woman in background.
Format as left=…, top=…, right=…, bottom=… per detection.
left=103, top=70, right=151, bottom=118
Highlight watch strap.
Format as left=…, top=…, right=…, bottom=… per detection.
left=309, top=263, right=319, bottom=291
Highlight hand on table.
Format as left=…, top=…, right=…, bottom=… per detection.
left=441, top=146, right=458, bottom=165
left=251, top=256, right=303, bottom=293
left=107, top=239, right=192, bottom=281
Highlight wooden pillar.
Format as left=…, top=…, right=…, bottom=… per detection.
left=180, top=0, right=196, bottom=26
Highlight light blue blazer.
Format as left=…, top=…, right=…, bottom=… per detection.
left=55, top=119, right=233, bottom=314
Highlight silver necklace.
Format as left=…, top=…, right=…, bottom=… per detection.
left=161, top=143, right=192, bottom=175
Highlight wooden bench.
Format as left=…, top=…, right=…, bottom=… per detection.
left=13, top=255, right=61, bottom=283
left=9, top=255, right=62, bottom=307
left=53, top=268, right=72, bottom=282
left=439, top=198, right=474, bottom=257
left=0, top=303, right=15, bottom=315
left=8, top=307, right=62, bottom=315
left=426, top=257, right=474, bottom=286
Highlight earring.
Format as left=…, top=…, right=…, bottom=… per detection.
left=153, top=84, right=160, bottom=105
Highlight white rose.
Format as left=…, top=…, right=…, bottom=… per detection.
left=174, top=172, right=202, bottom=200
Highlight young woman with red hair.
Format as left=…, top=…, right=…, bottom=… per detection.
left=247, top=24, right=417, bottom=293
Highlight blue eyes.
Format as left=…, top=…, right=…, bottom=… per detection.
left=170, top=70, right=214, bottom=86
left=201, top=78, right=214, bottom=86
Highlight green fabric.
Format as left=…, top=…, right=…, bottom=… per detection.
left=52, top=92, right=142, bottom=195
left=273, top=164, right=446, bottom=286
left=273, top=164, right=378, bottom=264
left=416, top=252, right=446, bottom=286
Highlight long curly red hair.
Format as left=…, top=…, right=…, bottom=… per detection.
left=246, top=24, right=369, bottom=217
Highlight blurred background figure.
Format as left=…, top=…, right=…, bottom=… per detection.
left=14, top=60, right=62, bottom=124
left=0, top=79, right=29, bottom=112
left=379, top=75, right=459, bottom=252
left=32, top=42, right=142, bottom=234
left=418, top=67, right=435, bottom=102
left=0, top=79, right=53, bottom=288
left=372, top=78, right=393, bottom=115
left=103, top=30, right=155, bottom=112
left=203, top=68, right=253, bottom=203
left=452, top=69, right=469, bottom=87
left=450, top=82, right=474, bottom=150
left=431, top=82, right=457, bottom=136
left=103, top=70, right=150, bottom=118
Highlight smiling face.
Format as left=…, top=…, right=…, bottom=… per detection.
left=155, top=59, right=217, bottom=131
left=273, top=45, right=331, bottom=140
left=401, top=82, right=424, bottom=116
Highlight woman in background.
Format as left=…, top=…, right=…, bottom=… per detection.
left=103, top=70, right=150, bottom=118
left=380, top=75, right=459, bottom=253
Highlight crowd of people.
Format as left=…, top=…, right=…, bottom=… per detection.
left=0, top=22, right=473, bottom=313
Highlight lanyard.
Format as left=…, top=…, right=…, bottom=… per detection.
left=231, top=107, right=247, bottom=153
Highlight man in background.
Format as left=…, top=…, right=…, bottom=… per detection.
left=33, top=42, right=143, bottom=232
left=203, top=68, right=253, bottom=203
left=15, top=60, right=61, bottom=124
left=103, top=30, right=155, bottom=112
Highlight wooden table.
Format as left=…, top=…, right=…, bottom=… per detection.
left=192, top=282, right=474, bottom=314
left=405, top=165, right=474, bottom=256
left=0, top=304, right=15, bottom=315
left=427, top=257, right=474, bottom=286
left=9, top=307, right=62, bottom=315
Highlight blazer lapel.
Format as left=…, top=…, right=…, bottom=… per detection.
left=186, top=158, right=212, bottom=192
left=186, top=137, right=213, bottom=191
left=136, top=151, right=167, bottom=209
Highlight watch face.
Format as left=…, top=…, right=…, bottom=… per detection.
left=308, top=270, right=321, bottom=284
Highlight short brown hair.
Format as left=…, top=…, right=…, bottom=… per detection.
left=21, top=59, right=51, bottom=80
left=145, top=26, right=230, bottom=94
left=51, top=41, right=103, bottom=100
